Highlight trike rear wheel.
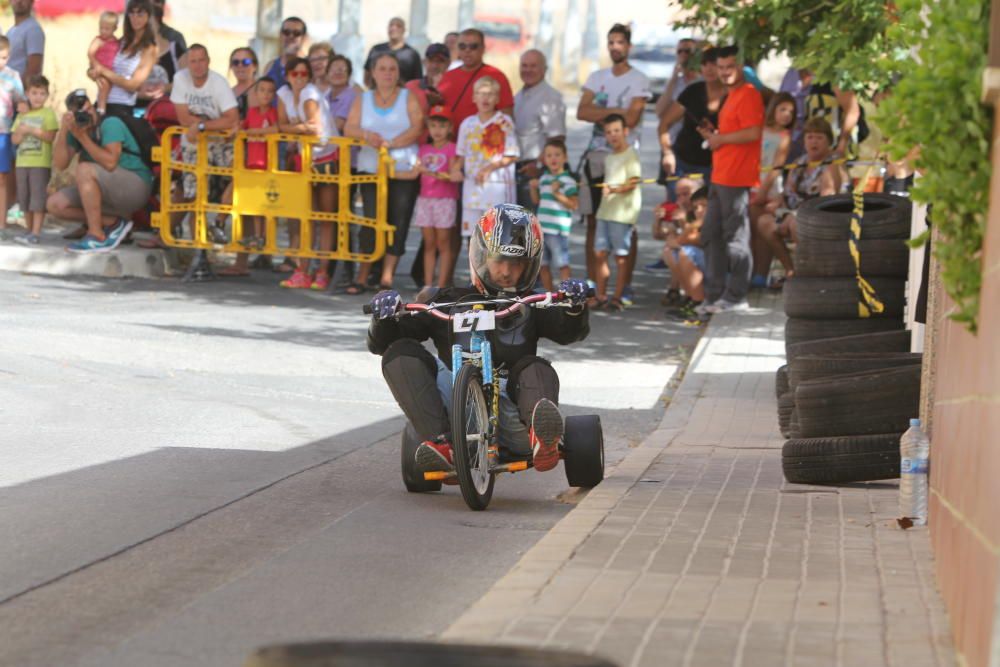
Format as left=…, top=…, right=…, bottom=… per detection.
left=563, top=415, right=605, bottom=488
left=400, top=422, right=442, bottom=493
left=451, top=364, right=495, bottom=511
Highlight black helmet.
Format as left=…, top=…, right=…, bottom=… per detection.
left=469, top=203, right=543, bottom=296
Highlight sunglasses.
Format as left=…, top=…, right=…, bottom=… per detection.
left=282, top=28, right=305, bottom=38
left=458, top=42, right=481, bottom=51
left=231, top=58, right=254, bottom=67
left=288, top=70, right=310, bottom=79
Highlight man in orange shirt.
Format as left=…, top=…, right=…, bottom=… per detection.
left=696, top=45, right=764, bottom=314
left=437, top=28, right=514, bottom=128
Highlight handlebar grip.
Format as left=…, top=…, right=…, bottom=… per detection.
left=585, top=286, right=596, bottom=298
left=362, top=304, right=373, bottom=315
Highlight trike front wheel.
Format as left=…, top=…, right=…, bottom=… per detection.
left=451, top=364, right=495, bottom=510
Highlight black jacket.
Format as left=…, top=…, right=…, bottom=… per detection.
left=367, top=287, right=590, bottom=370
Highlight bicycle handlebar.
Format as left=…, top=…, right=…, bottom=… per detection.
left=362, top=289, right=593, bottom=318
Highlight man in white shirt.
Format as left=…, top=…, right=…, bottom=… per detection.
left=169, top=44, right=239, bottom=215
left=513, top=49, right=566, bottom=208
left=575, top=23, right=650, bottom=301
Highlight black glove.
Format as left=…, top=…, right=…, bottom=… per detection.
left=558, top=279, right=590, bottom=306
left=370, top=289, right=402, bottom=320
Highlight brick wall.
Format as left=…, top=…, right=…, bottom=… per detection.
left=927, top=102, right=1000, bottom=667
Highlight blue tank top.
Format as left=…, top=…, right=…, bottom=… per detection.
left=357, top=88, right=418, bottom=173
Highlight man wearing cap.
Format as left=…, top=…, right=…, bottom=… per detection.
left=514, top=49, right=566, bottom=209
left=365, top=17, right=423, bottom=84
left=46, top=90, right=153, bottom=253
left=405, top=42, right=450, bottom=130
left=437, top=28, right=513, bottom=129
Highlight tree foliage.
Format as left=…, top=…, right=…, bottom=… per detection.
left=670, top=0, right=991, bottom=331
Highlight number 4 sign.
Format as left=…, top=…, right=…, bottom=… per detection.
left=453, top=310, right=497, bottom=333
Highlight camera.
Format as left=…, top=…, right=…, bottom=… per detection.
left=65, top=89, right=92, bottom=127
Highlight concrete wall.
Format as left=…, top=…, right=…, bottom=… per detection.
left=927, top=101, right=1000, bottom=667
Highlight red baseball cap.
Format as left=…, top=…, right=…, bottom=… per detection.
left=428, top=105, right=451, bottom=122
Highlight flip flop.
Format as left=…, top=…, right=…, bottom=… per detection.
left=345, top=282, right=367, bottom=295
left=606, top=298, right=625, bottom=312
left=218, top=266, right=250, bottom=277
left=273, top=259, right=297, bottom=273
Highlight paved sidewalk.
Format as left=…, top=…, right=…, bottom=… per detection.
left=443, top=291, right=955, bottom=667
left=0, top=225, right=169, bottom=279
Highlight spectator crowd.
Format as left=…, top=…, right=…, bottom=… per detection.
left=0, top=0, right=912, bottom=316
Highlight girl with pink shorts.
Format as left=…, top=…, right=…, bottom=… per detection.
left=412, top=105, right=461, bottom=288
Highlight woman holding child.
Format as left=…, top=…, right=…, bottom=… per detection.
left=89, top=0, right=159, bottom=117
left=344, top=52, right=423, bottom=293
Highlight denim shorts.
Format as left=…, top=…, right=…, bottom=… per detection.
left=676, top=244, right=706, bottom=273
left=594, top=219, right=633, bottom=257
left=0, top=133, right=12, bottom=173
left=542, top=232, right=570, bottom=270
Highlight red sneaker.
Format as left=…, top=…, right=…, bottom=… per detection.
left=415, top=438, right=454, bottom=472
left=530, top=398, right=564, bottom=472
left=280, top=270, right=312, bottom=289
left=311, top=272, right=330, bottom=291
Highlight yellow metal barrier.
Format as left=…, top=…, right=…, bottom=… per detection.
left=150, top=127, right=396, bottom=262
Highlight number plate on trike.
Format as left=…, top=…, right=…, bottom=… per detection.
left=453, top=310, right=496, bottom=332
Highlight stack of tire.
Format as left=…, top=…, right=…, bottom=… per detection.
left=776, top=194, right=920, bottom=484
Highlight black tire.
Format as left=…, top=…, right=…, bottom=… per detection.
left=785, top=329, right=911, bottom=363
left=796, top=193, right=912, bottom=241
left=788, top=407, right=801, bottom=439
left=563, top=415, right=605, bottom=488
left=777, top=392, right=794, bottom=436
left=788, top=352, right=922, bottom=394
left=782, top=433, right=902, bottom=484
left=451, top=364, right=495, bottom=511
left=784, top=317, right=904, bottom=350
left=795, top=366, right=920, bottom=438
left=400, top=423, right=442, bottom=493
left=775, top=365, right=789, bottom=398
left=783, top=276, right=906, bottom=319
left=795, top=238, right=910, bottom=278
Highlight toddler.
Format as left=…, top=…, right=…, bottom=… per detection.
left=529, top=138, right=578, bottom=291
left=11, top=75, right=57, bottom=245
left=411, top=105, right=460, bottom=288
left=88, top=11, right=119, bottom=115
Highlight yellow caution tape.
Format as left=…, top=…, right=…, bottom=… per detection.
left=850, top=162, right=885, bottom=317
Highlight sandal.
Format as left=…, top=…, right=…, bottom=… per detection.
left=273, top=258, right=297, bottom=273
left=606, top=298, right=625, bottom=312
left=218, top=266, right=250, bottom=277
left=344, top=282, right=367, bottom=295
left=768, top=276, right=787, bottom=291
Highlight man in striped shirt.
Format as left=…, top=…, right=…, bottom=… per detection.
left=529, top=138, right=579, bottom=291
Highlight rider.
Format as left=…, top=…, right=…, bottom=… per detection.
left=366, top=203, right=590, bottom=475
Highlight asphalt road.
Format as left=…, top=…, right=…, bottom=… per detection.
left=0, top=108, right=702, bottom=666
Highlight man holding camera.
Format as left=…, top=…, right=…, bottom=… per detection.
left=47, top=90, right=153, bottom=253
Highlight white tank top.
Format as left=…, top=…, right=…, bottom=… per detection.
left=276, top=83, right=339, bottom=163
left=357, top=88, right=418, bottom=174
left=107, top=46, right=144, bottom=106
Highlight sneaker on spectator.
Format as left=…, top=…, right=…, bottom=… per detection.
left=620, top=285, right=635, bottom=307
left=750, top=274, right=768, bottom=289
left=67, top=234, right=115, bottom=254
left=693, top=301, right=715, bottom=318
left=645, top=258, right=668, bottom=271
left=14, top=233, right=40, bottom=245
left=207, top=224, right=228, bottom=244
left=311, top=272, right=330, bottom=291
left=706, top=299, right=749, bottom=313
left=105, top=219, right=133, bottom=251
left=280, top=270, right=313, bottom=289
left=530, top=398, right=564, bottom=472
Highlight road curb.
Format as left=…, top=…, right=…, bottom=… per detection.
left=440, top=316, right=718, bottom=642
left=0, top=241, right=169, bottom=279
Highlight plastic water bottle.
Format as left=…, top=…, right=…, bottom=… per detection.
left=899, top=418, right=930, bottom=526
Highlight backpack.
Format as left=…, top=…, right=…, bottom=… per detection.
left=104, top=106, right=160, bottom=170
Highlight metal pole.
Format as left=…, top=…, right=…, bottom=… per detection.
left=457, top=0, right=475, bottom=32
left=409, top=0, right=430, bottom=52
left=331, top=0, right=365, bottom=83
left=251, top=0, right=282, bottom=67
left=535, top=0, right=554, bottom=64
left=560, top=0, right=581, bottom=87
left=582, top=0, right=599, bottom=62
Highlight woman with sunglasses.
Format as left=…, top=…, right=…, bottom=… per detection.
left=276, top=57, right=340, bottom=290
left=88, top=0, right=159, bottom=117
left=229, top=47, right=260, bottom=120
left=344, top=52, right=423, bottom=293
